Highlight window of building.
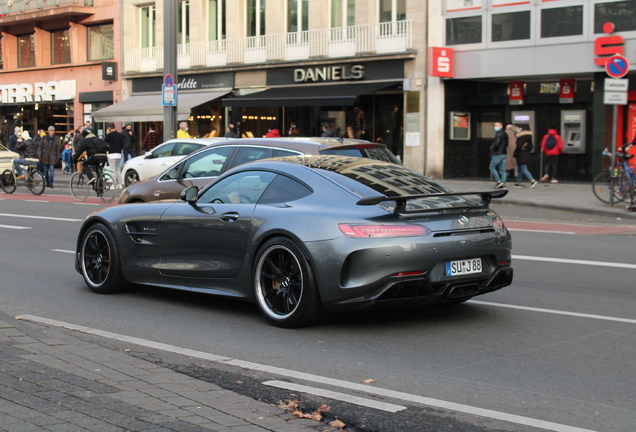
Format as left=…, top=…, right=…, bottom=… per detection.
left=51, top=29, right=71, bottom=64
left=492, top=11, right=530, bottom=42
left=178, top=1, right=190, bottom=45
left=18, top=34, right=35, bottom=68
left=594, top=0, right=636, bottom=33
left=332, top=0, right=355, bottom=28
left=247, top=0, right=266, bottom=36
left=379, top=0, right=405, bottom=23
left=88, top=24, right=114, bottom=60
left=141, top=5, right=156, bottom=48
left=541, top=6, right=583, bottom=38
left=208, top=0, right=226, bottom=40
left=287, top=0, right=308, bottom=33
left=446, top=16, right=482, bottom=45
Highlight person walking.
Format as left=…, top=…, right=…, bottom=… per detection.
left=177, top=122, right=192, bottom=139
left=513, top=127, right=538, bottom=188
left=505, top=124, right=520, bottom=179
left=104, top=123, right=124, bottom=188
left=540, top=127, right=564, bottom=183
left=265, top=123, right=281, bottom=137
left=224, top=124, right=239, bottom=138
left=39, top=126, right=61, bottom=188
left=489, top=122, right=508, bottom=189
left=122, top=124, right=137, bottom=164
left=142, top=124, right=160, bottom=152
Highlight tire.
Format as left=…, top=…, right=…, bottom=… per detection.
left=610, top=173, right=628, bottom=204
left=70, top=172, right=89, bottom=201
left=592, top=171, right=623, bottom=204
left=28, top=171, right=46, bottom=195
left=124, top=170, right=139, bottom=187
left=1, top=169, right=16, bottom=194
left=253, top=237, right=326, bottom=328
left=98, top=173, right=116, bottom=203
left=79, top=223, right=127, bottom=294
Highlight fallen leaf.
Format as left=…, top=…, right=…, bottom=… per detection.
left=329, top=419, right=346, bottom=429
left=125, top=349, right=130, bottom=352
left=236, top=381, right=243, bottom=384
left=362, top=379, right=375, bottom=383
left=316, top=403, right=331, bottom=412
left=286, top=400, right=301, bottom=410
left=293, top=410, right=322, bottom=421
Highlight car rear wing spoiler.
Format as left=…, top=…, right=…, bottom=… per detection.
left=356, top=190, right=509, bottom=214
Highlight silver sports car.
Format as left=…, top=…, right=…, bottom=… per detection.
left=75, top=155, right=513, bottom=327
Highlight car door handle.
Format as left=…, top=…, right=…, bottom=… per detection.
left=220, top=212, right=239, bottom=222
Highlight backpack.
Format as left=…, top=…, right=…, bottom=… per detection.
left=545, top=135, right=557, bottom=150
left=91, top=137, right=109, bottom=154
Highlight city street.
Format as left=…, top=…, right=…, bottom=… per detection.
left=1, top=188, right=636, bottom=432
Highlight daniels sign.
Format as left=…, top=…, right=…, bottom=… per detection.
left=294, top=65, right=365, bottom=83
left=0, top=80, right=76, bottom=104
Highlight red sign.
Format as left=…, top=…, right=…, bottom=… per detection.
left=428, top=47, right=454, bottom=78
left=627, top=104, right=636, bottom=143
left=605, top=54, right=629, bottom=78
left=559, top=79, right=575, bottom=103
left=594, top=22, right=624, bottom=67
left=509, top=81, right=524, bottom=105
left=164, top=74, right=174, bottom=87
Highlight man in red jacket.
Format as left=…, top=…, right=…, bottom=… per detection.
left=540, top=128, right=564, bottom=183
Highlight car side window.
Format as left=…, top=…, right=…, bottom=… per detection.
left=174, top=143, right=200, bottom=156
left=152, top=143, right=175, bottom=158
left=259, top=174, right=312, bottom=204
left=231, top=147, right=273, bottom=168
left=181, top=147, right=233, bottom=179
left=272, top=149, right=302, bottom=158
left=198, top=171, right=277, bottom=204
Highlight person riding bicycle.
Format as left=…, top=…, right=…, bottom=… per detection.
left=13, top=131, right=38, bottom=180
left=72, top=128, right=108, bottom=185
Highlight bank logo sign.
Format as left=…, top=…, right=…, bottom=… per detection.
left=0, top=80, right=77, bottom=104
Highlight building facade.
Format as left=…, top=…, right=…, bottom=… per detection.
left=0, top=0, right=121, bottom=141
left=430, top=0, right=636, bottom=181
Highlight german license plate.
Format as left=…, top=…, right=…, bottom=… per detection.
left=0, top=158, right=10, bottom=163
left=446, top=258, right=482, bottom=276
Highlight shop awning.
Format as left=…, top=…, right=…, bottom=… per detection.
left=221, top=82, right=400, bottom=108
left=92, top=89, right=231, bottom=122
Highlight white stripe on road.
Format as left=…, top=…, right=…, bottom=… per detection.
left=52, top=249, right=75, bottom=254
left=25, top=200, right=49, bottom=203
left=0, top=213, right=82, bottom=222
left=469, top=300, right=636, bottom=325
left=0, top=224, right=31, bottom=230
left=508, top=228, right=575, bottom=234
left=16, top=315, right=596, bottom=432
left=513, top=254, right=636, bottom=270
left=263, top=381, right=406, bottom=413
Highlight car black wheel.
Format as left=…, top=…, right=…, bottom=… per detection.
left=1, top=169, right=16, bottom=194
left=253, top=237, right=326, bottom=328
left=124, top=170, right=139, bottom=186
left=79, top=223, right=127, bottom=294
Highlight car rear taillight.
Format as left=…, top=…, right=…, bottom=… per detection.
left=338, top=224, right=430, bottom=238
left=493, top=216, right=504, bottom=229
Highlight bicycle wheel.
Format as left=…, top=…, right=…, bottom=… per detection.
left=592, top=171, right=613, bottom=204
left=27, top=170, right=46, bottom=195
left=1, top=169, right=16, bottom=194
left=70, top=172, right=89, bottom=201
left=611, top=172, right=629, bottom=204
left=97, top=173, right=116, bottom=203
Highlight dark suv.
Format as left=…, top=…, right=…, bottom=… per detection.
left=118, top=137, right=401, bottom=204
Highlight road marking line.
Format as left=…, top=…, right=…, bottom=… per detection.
left=0, top=224, right=31, bottom=230
left=468, top=300, right=636, bottom=325
left=508, top=229, right=575, bottom=234
left=16, top=315, right=596, bottom=432
left=72, top=202, right=102, bottom=206
left=263, top=381, right=406, bottom=413
left=25, top=200, right=49, bottom=203
left=513, top=254, right=636, bottom=270
left=0, top=213, right=82, bottom=222
left=52, top=249, right=75, bottom=254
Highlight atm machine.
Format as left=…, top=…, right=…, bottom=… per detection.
left=511, top=110, right=536, bottom=152
left=560, top=110, right=586, bottom=154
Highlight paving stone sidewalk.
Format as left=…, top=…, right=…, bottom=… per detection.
left=0, top=317, right=320, bottom=432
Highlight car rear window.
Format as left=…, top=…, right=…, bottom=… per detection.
left=320, top=147, right=401, bottom=165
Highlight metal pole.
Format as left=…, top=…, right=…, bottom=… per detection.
left=610, top=104, right=618, bottom=207
left=163, top=0, right=178, bottom=141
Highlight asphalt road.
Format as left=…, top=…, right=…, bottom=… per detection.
left=1, top=194, right=635, bottom=432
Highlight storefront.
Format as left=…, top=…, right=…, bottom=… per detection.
left=222, top=60, right=406, bottom=158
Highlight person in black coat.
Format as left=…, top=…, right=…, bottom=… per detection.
left=513, top=127, right=537, bottom=188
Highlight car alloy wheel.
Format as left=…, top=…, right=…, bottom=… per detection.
left=80, top=223, right=127, bottom=294
left=124, top=170, right=139, bottom=186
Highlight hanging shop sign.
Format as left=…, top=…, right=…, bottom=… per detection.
left=267, top=60, right=404, bottom=86
left=594, top=22, right=624, bottom=67
left=559, top=79, right=575, bottom=104
left=0, top=80, right=76, bottom=104
left=428, top=47, right=454, bottom=78
left=509, top=81, right=524, bottom=105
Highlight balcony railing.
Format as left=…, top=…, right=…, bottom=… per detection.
left=124, top=21, right=413, bottom=74
left=0, top=0, right=91, bottom=15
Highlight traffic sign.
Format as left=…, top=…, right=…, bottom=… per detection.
left=604, top=78, right=629, bottom=91
left=605, top=55, right=629, bottom=78
left=162, top=84, right=177, bottom=106
left=604, top=91, right=627, bottom=105
left=164, top=74, right=174, bottom=87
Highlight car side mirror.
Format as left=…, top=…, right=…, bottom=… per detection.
left=144, top=151, right=154, bottom=159
left=181, top=186, right=199, bottom=204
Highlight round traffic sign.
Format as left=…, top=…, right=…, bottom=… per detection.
left=606, top=55, right=629, bottom=78
left=164, top=74, right=174, bottom=87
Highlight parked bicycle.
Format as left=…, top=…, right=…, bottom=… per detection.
left=0, top=159, right=46, bottom=195
left=592, top=147, right=635, bottom=206
left=70, top=156, right=116, bottom=203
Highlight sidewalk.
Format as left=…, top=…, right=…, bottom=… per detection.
left=0, top=313, right=324, bottom=432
